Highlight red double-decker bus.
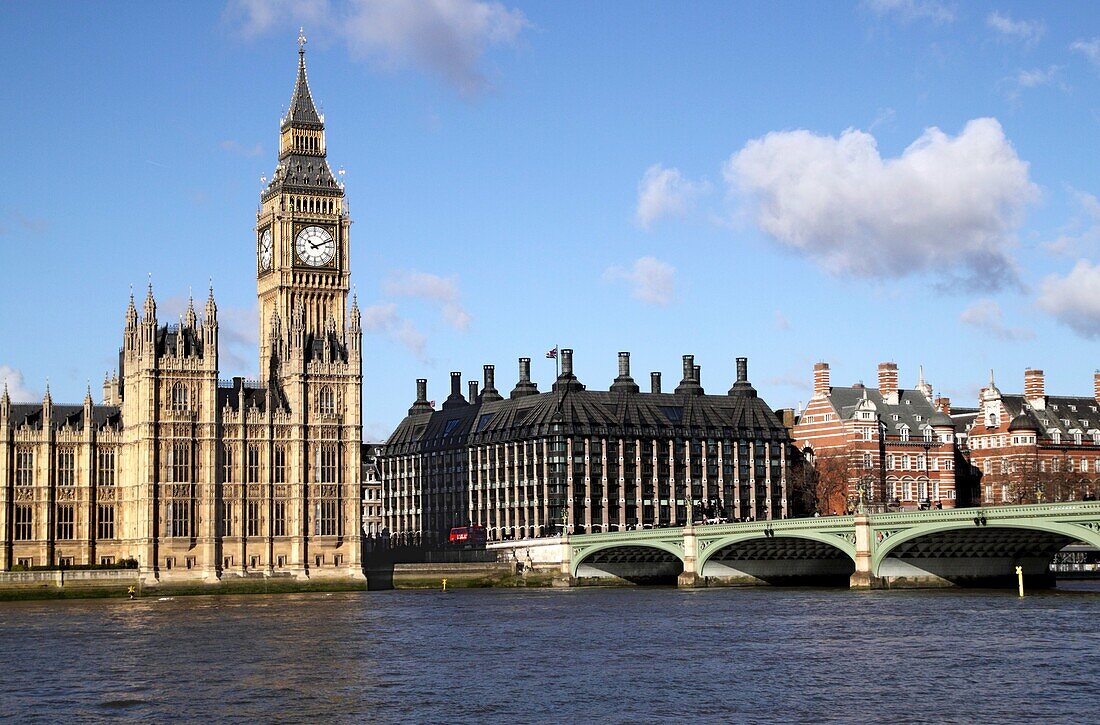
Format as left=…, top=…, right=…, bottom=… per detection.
left=447, top=525, right=487, bottom=549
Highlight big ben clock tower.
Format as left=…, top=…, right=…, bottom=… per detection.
left=256, top=29, right=353, bottom=381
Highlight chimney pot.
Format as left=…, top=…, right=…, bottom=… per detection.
left=682, top=355, right=694, bottom=382
left=519, top=357, right=531, bottom=383
left=618, top=352, right=630, bottom=378
left=1024, top=368, right=1045, bottom=401
left=561, top=348, right=574, bottom=376
left=416, top=378, right=427, bottom=402
left=468, top=380, right=479, bottom=401
left=651, top=372, right=662, bottom=394
left=484, top=364, right=495, bottom=389
left=813, top=362, right=831, bottom=397
left=877, top=362, right=898, bottom=398
left=450, top=371, right=461, bottom=397
left=736, top=356, right=748, bottom=383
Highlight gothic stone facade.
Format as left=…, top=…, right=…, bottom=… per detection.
left=0, top=42, right=364, bottom=581
left=381, top=351, right=792, bottom=546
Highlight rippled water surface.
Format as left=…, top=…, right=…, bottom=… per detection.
left=2, top=582, right=1099, bottom=723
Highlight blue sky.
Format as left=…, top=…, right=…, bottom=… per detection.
left=3, top=0, right=1100, bottom=440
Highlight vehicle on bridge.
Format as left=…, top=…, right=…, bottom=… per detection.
left=447, top=526, right=487, bottom=550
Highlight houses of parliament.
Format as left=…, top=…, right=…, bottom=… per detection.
left=0, top=38, right=365, bottom=581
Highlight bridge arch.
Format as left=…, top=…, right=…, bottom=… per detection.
left=571, top=540, right=685, bottom=584
left=872, top=519, right=1100, bottom=586
left=698, top=531, right=857, bottom=586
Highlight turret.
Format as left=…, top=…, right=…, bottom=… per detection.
left=184, top=290, right=197, bottom=329
left=42, top=381, right=53, bottom=426
left=1, top=382, right=10, bottom=422
left=348, top=294, right=362, bottom=355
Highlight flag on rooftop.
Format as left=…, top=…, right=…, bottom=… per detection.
left=546, top=346, right=558, bottom=359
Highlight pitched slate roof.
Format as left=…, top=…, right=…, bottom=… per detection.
left=999, top=394, right=1100, bottom=440
left=826, top=386, right=955, bottom=433
left=7, top=404, right=121, bottom=431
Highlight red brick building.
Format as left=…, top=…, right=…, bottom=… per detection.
left=791, top=362, right=960, bottom=513
left=967, top=369, right=1100, bottom=505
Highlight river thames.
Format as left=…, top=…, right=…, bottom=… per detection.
left=2, top=584, right=1099, bottom=723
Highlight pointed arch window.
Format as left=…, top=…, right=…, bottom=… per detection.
left=318, top=386, right=335, bottom=416
left=171, top=382, right=189, bottom=412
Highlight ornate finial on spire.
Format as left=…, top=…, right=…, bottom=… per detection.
left=299, top=26, right=307, bottom=53
left=44, top=378, right=51, bottom=404
left=989, top=368, right=995, bottom=386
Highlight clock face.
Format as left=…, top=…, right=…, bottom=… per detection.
left=258, top=229, right=273, bottom=271
left=295, top=226, right=336, bottom=267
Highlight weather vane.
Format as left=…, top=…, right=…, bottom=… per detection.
left=298, top=27, right=307, bottom=50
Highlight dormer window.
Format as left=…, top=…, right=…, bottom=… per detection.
left=900, top=425, right=910, bottom=442
left=891, top=414, right=899, bottom=421
left=923, top=427, right=933, bottom=442
left=1075, top=432, right=1083, bottom=445
left=1053, top=431, right=1062, bottom=444
left=1070, top=405, right=1077, bottom=412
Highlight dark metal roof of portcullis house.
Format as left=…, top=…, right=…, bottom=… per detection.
left=383, top=350, right=791, bottom=455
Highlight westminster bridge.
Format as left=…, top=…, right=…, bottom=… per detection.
left=556, top=501, right=1100, bottom=588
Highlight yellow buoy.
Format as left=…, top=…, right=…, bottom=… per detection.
left=442, top=578, right=448, bottom=592
left=1015, top=565, right=1024, bottom=597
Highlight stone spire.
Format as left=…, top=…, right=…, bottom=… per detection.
left=125, top=286, right=138, bottom=329
left=1, top=381, right=9, bottom=417
left=143, top=277, right=157, bottom=321
left=204, top=280, right=217, bottom=326
left=916, top=364, right=933, bottom=400
left=184, top=287, right=197, bottom=329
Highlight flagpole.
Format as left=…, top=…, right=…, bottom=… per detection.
left=555, top=343, right=560, bottom=378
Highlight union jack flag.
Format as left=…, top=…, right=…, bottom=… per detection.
left=429, top=400, right=436, bottom=408
left=546, top=346, right=558, bottom=359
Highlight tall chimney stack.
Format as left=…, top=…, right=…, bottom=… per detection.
left=813, top=362, right=831, bottom=398
left=481, top=364, right=503, bottom=402
left=1095, top=370, right=1100, bottom=404
left=736, top=357, right=748, bottom=383
left=611, top=351, right=639, bottom=393
left=1024, top=368, right=1045, bottom=405
left=651, top=372, right=662, bottom=394
left=682, top=355, right=694, bottom=383
left=510, top=357, right=539, bottom=398
left=878, top=362, right=898, bottom=402
left=442, top=371, right=467, bottom=409
left=561, top=348, right=574, bottom=377
left=675, top=354, right=703, bottom=395
left=408, top=378, right=433, bottom=415
left=468, top=380, right=479, bottom=402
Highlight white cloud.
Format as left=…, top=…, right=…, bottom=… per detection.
left=383, top=270, right=471, bottom=331
left=634, top=164, right=708, bottom=229
left=987, top=11, right=1045, bottom=45
left=724, top=118, right=1038, bottom=289
left=1071, top=38, right=1100, bottom=68
left=999, top=66, right=1064, bottom=102
left=225, top=0, right=530, bottom=96
left=958, top=299, right=1033, bottom=341
left=0, top=365, right=38, bottom=402
left=603, top=256, right=676, bottom=306
left=1038, top=259, right=1100, bottom=339
left=862, top=0, right=955, bottom=25
left=1044, top=189, right=1100, bottom=257
left=359, top=302, right=429, bottom=359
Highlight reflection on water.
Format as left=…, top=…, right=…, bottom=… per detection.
left=2, top=583, right=1099, bottom=722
